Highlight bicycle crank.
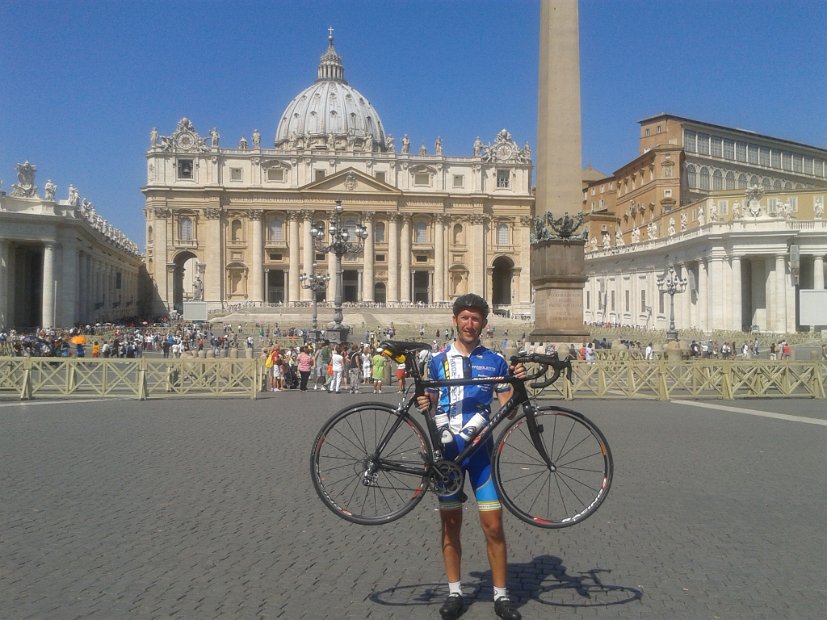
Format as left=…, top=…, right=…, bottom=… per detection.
left=429, top=460, right=463, bottom=497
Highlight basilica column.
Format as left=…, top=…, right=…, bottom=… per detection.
left=388, top=213, right=400, bottom=303
left=469, top=215, right=487, bottom=297
left=41, top=242, right=57, bottom=328
left=250, top=210, right=264, bottom=303
left=327, top=247, right=336, bottom=301
left=153, top=208, right=171, bottom=310
left=362, top=213, right=375, bottom=302
left=731, top=255, right=742, bottom=331
left=204, top=208, right=223, bottom=305
left=400, top=214, right=412, bottom=303
left=433, top=214, right=446, bottom=303
left=775, top=254, right=788, bottom=333
left=287, top=211, right=301, bottom=303
left=301, top=211, right=314, bottom=301
left=814, top=255, right=825, bottom=289
left=764, top=256, right=776, bottom=331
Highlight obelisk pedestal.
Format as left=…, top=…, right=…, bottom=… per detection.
left=531, top=239, right=588, bottom=339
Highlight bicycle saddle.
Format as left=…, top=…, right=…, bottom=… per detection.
left=378, top=340, right=432, bottom=359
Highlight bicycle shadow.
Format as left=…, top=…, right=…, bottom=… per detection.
left=368, top=554, right=643, bottom=613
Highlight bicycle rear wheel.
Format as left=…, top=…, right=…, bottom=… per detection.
left=493, top=406, right=613, bottom=529
left=310, top=402, right=429, bottom=525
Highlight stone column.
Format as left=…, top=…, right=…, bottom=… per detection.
left=697, top=259, right=708, bottom=332
left=400, top=214, right=412, bottom=303
left=327, top=248, right=336, bottom=301
left=731, top=255, right=742, bottom=331
left=301, top=211, right=314, bottom=301
left=434, top=214, right=446, bottom=303
left=204, top=208, right=223, bottom=305
left=388, top=213, right=400, bottom=303
left=42, top=242, right=57, bottom=328
left=708, top=255, right=724, bottom=330
left=287, top=211, right=300, bottom=303
left=530, top=0, right=588, bottom=341
left=814, top=255, right=825, bottom=289
left=250, top=210, right=264, bottom=303
left=0, top=240, right=8, bottom=328
left=362, top=213, right=375, bottom=302
left=470, top=214, right=487, bottom=296
left=765, top=256, right=776, bottom=331
left=59, top=239, right=78, bottom=327
left=775, top=254, right=788, bottom=333
left=153, top=207, right=171, bottom=311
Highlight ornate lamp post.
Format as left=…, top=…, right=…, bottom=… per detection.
left=656, top=265, right=688, bottom=341
left=299, top=271, right=330, bottom=342
left=311, top=200, right=368, bottom=343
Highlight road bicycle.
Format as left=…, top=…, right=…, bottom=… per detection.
left=310, top=340, right=613, bottom=528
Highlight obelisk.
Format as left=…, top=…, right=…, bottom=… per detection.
left=531, top=0, right=590, bottom=342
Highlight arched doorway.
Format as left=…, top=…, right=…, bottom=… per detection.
left=492, top=256, right=513, bottom=306
left=172, top=251, right=199, bottom=312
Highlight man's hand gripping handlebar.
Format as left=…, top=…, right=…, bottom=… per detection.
left=509, top=351, right=573, bottom=390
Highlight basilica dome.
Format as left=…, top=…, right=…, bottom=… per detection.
left=275, top=32, right=387, bottom=152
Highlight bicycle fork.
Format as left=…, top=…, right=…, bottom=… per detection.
left=522, top=402, right=556, bottom=472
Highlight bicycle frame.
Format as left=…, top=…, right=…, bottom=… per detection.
left=369, top=354, right=554, bottom=486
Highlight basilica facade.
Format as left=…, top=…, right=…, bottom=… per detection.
left=582, top=114, right=827, bottom=334
left=143, top=33, right=533, bottom=318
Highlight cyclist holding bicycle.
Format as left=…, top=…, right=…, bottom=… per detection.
left=417, top=293, right=523, bottom=620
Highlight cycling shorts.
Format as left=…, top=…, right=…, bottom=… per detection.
left=438, top=435, right=501, bottom=512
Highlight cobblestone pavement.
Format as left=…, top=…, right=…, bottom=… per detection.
left=2, top=391, right=826, bottom=619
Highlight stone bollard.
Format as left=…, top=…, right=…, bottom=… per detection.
left=198, top=350, right=207, bottom=359
left=664, top=340, right=683, bottom=362
left=206, top=349, right=215, bottom=358
left=229, top=348, right=238, bottom=359
left=246, top=347, right=254, bottom=359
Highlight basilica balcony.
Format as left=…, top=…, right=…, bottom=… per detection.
left=174, top=239, right=198, bottom=249
left=265, top=240, right=288, bottom=249
left=411, top=242, right=433, bottom=251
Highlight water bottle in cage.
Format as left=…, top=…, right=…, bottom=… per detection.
left=434, top=412, right=453, bottom=445
left=458, top=412, right=488, bottom=443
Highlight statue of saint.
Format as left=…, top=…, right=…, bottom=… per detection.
left=667, top=217, right=676, bottom=237
left=239, top=136, right=248, bottom=151
left=473, top=136, right=482, bottom=156
left=698, top=207, right=705, bottom=226
left=150, top=127, right=158, bottom=147
left=252, top=129, right=261, bottom=148
left=709, top=203, right=718, bottom=222
left=732, top=202, right=742, bottom=219
left=401, top=134, right=410, bottom=154
left=11, top=161, right=37, bottom=198
left=44, top=179, right=57, bottom=201
left=631, top=226, right=640, bottom=244
left=680, top=212, right=688, bottom=231
left=435, top=136, right=443, bottom=156
left=210, top=128, right=220, bottom=147
left=614, top=227, right=624, bottom=246
left=418, top=144, right=427, bottom=156
left=385, top=134, right=395, bottom=152
left=815, top=197, right=824, bottom=219
left=68, top=184, right=80, bottom=207
left=602, top=234, right=611, bottom=250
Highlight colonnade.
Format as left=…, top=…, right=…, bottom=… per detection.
left=585, top=251, right=827, bottom=334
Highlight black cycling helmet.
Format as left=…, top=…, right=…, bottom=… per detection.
left=452, top=293, right=490, bottom=318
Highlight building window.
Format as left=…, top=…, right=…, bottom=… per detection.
left=374, top=221, right=386, bottom=243
left=314, top=169, right=326, bottom=181
left=610, top=290, right=615, bottom=312
left=804, top=157, right=814, bottom=175
left=496, top=169, right=510, bottom=188
left=269, top=253, right=282, bottom=261
left=231, top=219, right=242, bottom=241
left=699, top=167, right=710, bottom=190
left=147, top=226, right=153, bottom=244
left=736, top=143, right=747, bottom=162
left=738, top=173, right=748, bottom=189
left=684, top=130, right=697, bottom=153
left=586, top=290, right=591, bottom=309
left=760, top=148, right=770, bottom=167
left=792, top=154, right=802, bottom=173
left=179, top=217, right=193, bottom=241
left=453, top=174, right=464, bottom=188
left=268, top=217, right=284, bottom=241
left=315, top=252, right=325, bottom=261
left=416, top=255, right=427, bottom=263
left=267, top=168, right=284, bottom=182
left=230, top=168, right=242, bottom=182
left=497, top=223, right=509, bottom=245
left=414, top=171, right=430, bottom=186
left=686, top=164, right=697, bottom=188
left=789, top=196, right=798, bottom=212
left=718, top=200, right=728, bottom=214
left=177, top=159, right=193, bottom=179
left=711, top=137, right=723, bottom=158
left=762, top=177, right=771, bottom=190
left=663, top=164, right=673, bottom=178
left=723, top=139, right=735, bottom=160
left=658, top=291, right=665, bottom=315
left=375, top=254, right=385, bottom=262
left=725, top=171, right=736, bottom=190
left=640, top=289, right=646, bottom=314
left=645, top=128, right=650, bottom=137
left=748, top=144, right=759, bottom=165
left=697, top=133, right=710, bottom=155
left=771, top=150, right=781, bottom=169
left=664, top=189, right=672, bottom=198
left=115, top=272, right=122, bottom=289
left=375, top=171, right=386, bottom=183
left=414, top=221, right=427, bottom=243
left=624, top=290, right=629, bottom=313
left=712, top=169, right=723, bottom=191
left=656, top=125, right=662, bottom=133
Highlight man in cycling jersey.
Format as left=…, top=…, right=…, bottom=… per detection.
left=417, top=293, right=522, bottom=620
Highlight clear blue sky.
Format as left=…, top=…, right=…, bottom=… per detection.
left=2, top=0, right=825, bottom=245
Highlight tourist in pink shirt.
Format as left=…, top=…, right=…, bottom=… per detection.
left=297, top=346, right=313, bottom=392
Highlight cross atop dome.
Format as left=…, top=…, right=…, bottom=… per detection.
left=318, top=27, right=345, bottom=83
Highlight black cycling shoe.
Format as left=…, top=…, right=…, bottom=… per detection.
left=439, top=593, right=464, bottom=619
left=494, top=596, right=521, bottom=620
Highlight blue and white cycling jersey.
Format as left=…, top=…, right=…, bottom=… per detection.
left=426, top=343, right=510, bottom=435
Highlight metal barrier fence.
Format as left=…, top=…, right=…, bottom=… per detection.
left=1, top=357, right=824, bottom=402
left=0, top=357, right=259, bottom=401
left=536, top=359, right=826, bottom=400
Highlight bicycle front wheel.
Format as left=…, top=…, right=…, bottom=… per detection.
left=493, top=406, right=613, bottom=529
left=310, top=402, right=429, bottom=525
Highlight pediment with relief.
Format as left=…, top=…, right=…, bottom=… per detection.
left=301, top=167, right=401, bottom=194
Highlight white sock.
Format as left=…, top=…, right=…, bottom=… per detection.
left=448, top=581, right=462, bottom=596
left=493, top=586, right=508, bottom=601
